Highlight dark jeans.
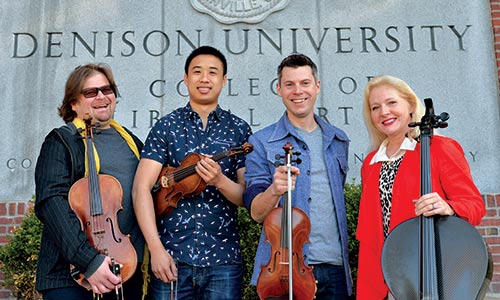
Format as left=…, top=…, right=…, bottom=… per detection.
left=42, top=286, right=91, bottom=300
left=151, top=262, right=242, bottom=300
left=312, top=263, right=348, bottom=300
left=42, top=264, right=148, bottom=300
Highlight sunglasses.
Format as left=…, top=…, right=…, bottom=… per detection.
left=81, top=85, right=114, bottom=98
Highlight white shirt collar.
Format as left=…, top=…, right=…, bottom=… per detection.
left=370, top=137, right=417, bottom=165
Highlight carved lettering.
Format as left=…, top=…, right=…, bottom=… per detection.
left=248, top=108, right=261, bottom=126
left=46, top=32, right=64, bottom=58
left=338, top=77, right=357, bottom=95
left=6, top=158, right=32, bottom=170
left=149, top=110, right=161, bottom=128
left=227, top=78, right=239, bottom=96
left=249, top=78, right=260, bottom=96
left=11, top=25, right=472, bottom=59
left=469, top=150, right=478, bottom=162
left=354, top=153, right=365, bottom=164
left=12, top=33, right=37, bottom=58
left=150, top=80, right=166, bottom=98
left=338, top=107, right=354, bottom=125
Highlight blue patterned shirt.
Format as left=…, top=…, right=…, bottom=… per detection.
left=141, top=103, right=252, bottom=267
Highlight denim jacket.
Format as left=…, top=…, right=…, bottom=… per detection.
left=243, top=113, right=352, bottom=295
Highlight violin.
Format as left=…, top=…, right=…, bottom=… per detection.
left=381, top=98, right=489, bottom=299
left=152, top=142, right=253, bottom=218
left=256, top=142, right=317, bottom=300
left=68, top=116, right=137, bottom=299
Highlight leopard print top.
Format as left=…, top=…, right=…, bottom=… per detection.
left=379, top=155, right=404, bottom=238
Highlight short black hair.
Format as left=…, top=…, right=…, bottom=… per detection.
left=184, top=45, right=227, bottom=76
left=277, top=53, right=318, bottom=84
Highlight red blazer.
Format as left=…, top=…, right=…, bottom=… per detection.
left=355, top=136, right=485, bottom=300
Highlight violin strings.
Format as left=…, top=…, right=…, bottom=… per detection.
left=86, top=134, right=104, bottom=249
left=171, top=150, right=233, bottom=181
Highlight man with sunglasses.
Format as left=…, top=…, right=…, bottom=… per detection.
left=34, top=63, right=149, bottom=300
left=133, top=46, right=252, bottom=300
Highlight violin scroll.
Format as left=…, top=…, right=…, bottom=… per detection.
left=274, top=142, right=302, bottom=167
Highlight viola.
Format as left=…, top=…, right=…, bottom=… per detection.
left=68, top=116, right=137, bottom=299
left=152, top=142, right=253, bottom=218
left=256, top=142, right=317, bottom=300
left=381, top=98, right=489, bottom=299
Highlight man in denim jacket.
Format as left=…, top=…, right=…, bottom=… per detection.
left=243, top=54, right=352, bottom=299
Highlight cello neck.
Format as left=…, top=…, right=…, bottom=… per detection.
left=410, top=98, right=449, bottom=299
left=419, top=133, right=439, bottom=299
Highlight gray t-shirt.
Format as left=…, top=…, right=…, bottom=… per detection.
left=93, top=127, right=145, bottom=261
left=296, top=126, right=343, bottom=266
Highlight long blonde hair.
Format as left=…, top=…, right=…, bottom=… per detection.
left=362, top=75, right=425, bottom=151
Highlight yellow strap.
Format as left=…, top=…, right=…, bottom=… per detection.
left=141, top=244, right=151, bottom=300
left=109, top=119, right=140, bottom=159
left=72, top=118, right=140, bottom=176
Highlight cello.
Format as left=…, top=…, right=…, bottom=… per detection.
left=68, top=117, right=137, bottom=299
left=381, top=98, right=489, bottom=299
left=256, top=142, right=317, bottom=300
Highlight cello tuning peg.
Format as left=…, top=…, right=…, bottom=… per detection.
left=439, top=112, right=450, bottom=122
left=273, top=161, right=282, bottom=167
left=275, top=153, right=283, bottom=160
left=408, top=121, right=418, bottom=128
left=293, top=151, right=301, bottom=156
left=294, top=158, right=302, bottom=165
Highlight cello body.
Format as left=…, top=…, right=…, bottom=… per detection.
left=382, top=216, right=488, bottom=299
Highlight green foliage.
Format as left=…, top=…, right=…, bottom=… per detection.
left=238, top=181, right=362, bottom=300
left=0, top=205, right=43, bottom=300
left=344, top=180, right=362, bottom=295
left=238, top=207, right=261, bottom=300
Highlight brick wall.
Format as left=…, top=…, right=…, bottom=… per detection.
left=488, top=0, right=500, bottom=291
left=491, top=0, right=500, bottom=83
left=0, top=202, right=33, bottom=299
left=479, top=194, right=500, bottom=293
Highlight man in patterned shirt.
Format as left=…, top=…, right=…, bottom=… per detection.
left=132, top=46, right=252, bottom=300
